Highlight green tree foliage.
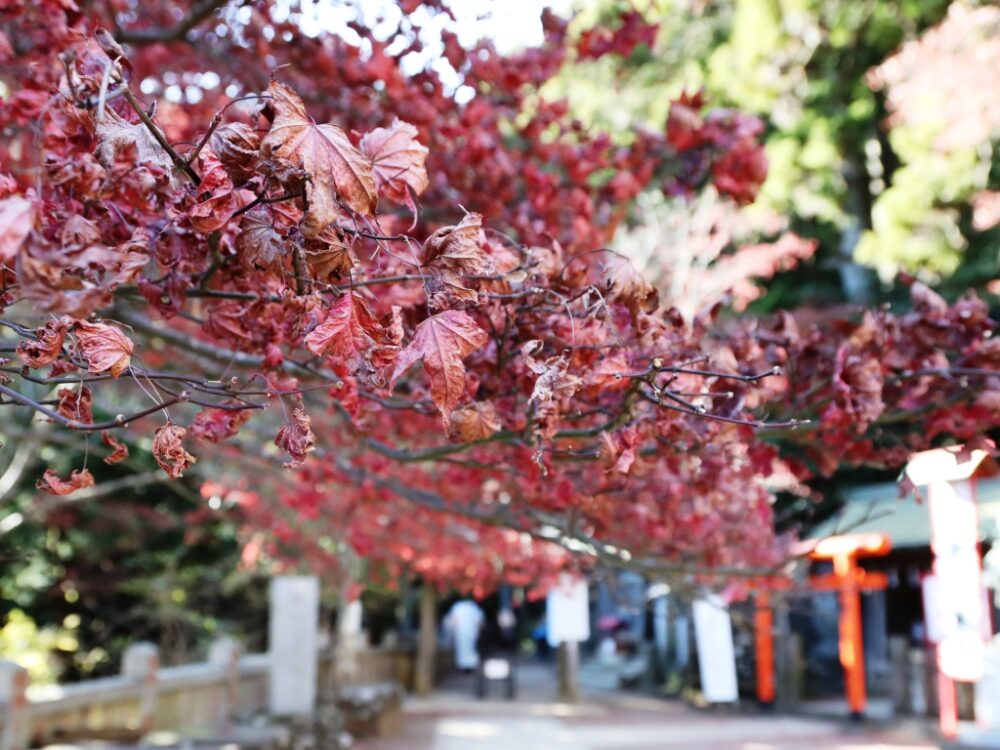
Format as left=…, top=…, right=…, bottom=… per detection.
left=547, top=0, right=999, bottom=305
left=0, top=434, right=268, bottom=680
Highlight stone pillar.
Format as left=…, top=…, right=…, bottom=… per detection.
left=269, top=575, right=320, bottom=717
left=208, top=637, right=241, bottom=728
left=889, top=636, right=911, bottom=715
left=335, top=598, right=364, bottom=689
left=774, top=600, right=803, bottom=711
left=863, top=589, right=890, bottom=682
left=414, top=584, right=437, bottom=697
left=0, top=661, right=29, bottom=750
left=121, top=643, right=159, bottom=733
left=557, top=641, right=580, bottom=702
left=909, top=647, right=928, bottom=715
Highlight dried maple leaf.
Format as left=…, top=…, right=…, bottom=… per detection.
left=586, top=352, right=632, bottom=393
left=359, top=119, right=429, bottom=208
left=448, top=401, right=502, bottom=443
left=369, top=304, right=404, bottom=371
left=189, top=404, right=253, bottom=443
left=422, top=213, right=493, bottom=309
left=188, top=151, right=237, bottom=233
left=95, top=108, right=174, bottom=173
left=522, top=340, right=582, bottom=441
left=152, top=420, right=196, bottom=478
left=74, top=320, right=134, bottom=377
left=61, top=215, right=101, bottom=247
left=833, top=346, right=885, bottom=429
left=236, top=206, right=287, bottom=271
left=15, top=223, right=149, bottom=319
left=302, top=224, right=357, bottom=280
left=0, top=196, right=34, bottom=268
left=36, top=468, right=95, bottom=496
left=275, top=407, right=315, bottom=468
left=94, top=28, right=131, bottom=71
left=422, top=212, right=490, bottom=274
left=600, top=426, right=639, bottom=475
left=101, top=431, right=129, bottom=464
left=260, top=80, right=376, bottom=235
left=391, top=310, right=489, bottom=424
left=209, top=122, right=260, bottom=183
left=304, top=292, right=388, bottom=361
left=425, top=271, right=481, bottom=310
left=596, top=251, right=658, bottom=316
left=17, top=318, right=69, bottom=368
left=56, top=386, right=93, bottom=423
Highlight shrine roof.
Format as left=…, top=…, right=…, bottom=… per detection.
left=807, top=476, right=1000, bottom=549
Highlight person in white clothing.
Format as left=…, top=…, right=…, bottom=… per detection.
left=445, top=599, right=484, bottom=671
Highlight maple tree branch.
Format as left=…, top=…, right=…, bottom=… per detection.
left=619, top=361, right=783, bottom=383
left=338, top=225, right=412, bottom=243
left=120, top=86, right=201, bottom=184
left=114, top=0, right=230, bottom=44
left=0, top=383, right=189, bottom=430
left=185, top=111, right=223, bottom=166
left=230, top=188, right=303, bottom=218
left=364, top=432, right=518, bottom=463
left=331, top=454, right=790, bottom=580
left=639, top=385, right=806, bottom=430
left=291, top=244, right=310, bottom=295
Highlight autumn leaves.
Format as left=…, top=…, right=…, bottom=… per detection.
left=259, top=80, right=379, bottom=234
left=257, top=82, right=495, bottom=429
left=16, top=318, right=133, bottom=378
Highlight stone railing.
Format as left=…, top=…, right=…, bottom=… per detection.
left=0, top=640, right=411, bottom=750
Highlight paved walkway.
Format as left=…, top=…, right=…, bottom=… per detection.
left=357, top=662, right=943, bottom=750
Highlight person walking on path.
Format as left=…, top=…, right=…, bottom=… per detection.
left=445, top=599, right=484, bottom=672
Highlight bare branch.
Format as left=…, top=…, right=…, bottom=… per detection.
left=115, top=0, right=230, bottom=45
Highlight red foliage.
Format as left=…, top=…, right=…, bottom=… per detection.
left=0, top=0, right=995, bottom=591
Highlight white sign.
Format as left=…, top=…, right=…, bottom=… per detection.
left=926, top=478, right=986, bottom=681
left=269, top=576, right=320, bottom=716
left=546, top=574, right=590, bottom=646
left=693, top=595, right=738, bottom=703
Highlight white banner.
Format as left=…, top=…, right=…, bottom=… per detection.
left=546, top=573, right=590, bottom=646
left=927, top=478, right=986, bottom=681
left=693, top=595, right=738, bottom=703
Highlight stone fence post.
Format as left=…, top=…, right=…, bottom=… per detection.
left=121, top=642, right=159, bottom=733
left=208, top=636, right=241, bottom=729
left=269, top=576, right=320, bottom=717
left=0, top=661, right=29, bottom=750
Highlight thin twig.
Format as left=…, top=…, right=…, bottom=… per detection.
left=0, top=383, right=190, bottom=430
left=120, top=85, right=201, bottom=184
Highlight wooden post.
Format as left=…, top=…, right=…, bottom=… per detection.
left=121, top=643, right=159, bottom=734
left=807, top=533, right=891, bottom=719
left=833, top=552, right=866, bottom=718
left=0, top=661, right=29, bottom=750
left=414, top=584, right=437, bottom=697
left=754, top=593, right=775, bottom=705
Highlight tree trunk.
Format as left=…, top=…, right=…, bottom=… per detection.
left=414, top=584, right=437, bottom=697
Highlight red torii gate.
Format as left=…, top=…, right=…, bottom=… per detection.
left=754, top=532, right=891, bottom=717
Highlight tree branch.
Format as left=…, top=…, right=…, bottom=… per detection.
left=0, top=383, right=188, bottom=431
left=120, top=86, right=201, bottom=184
left=115, top=0, right=230, bottom=45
